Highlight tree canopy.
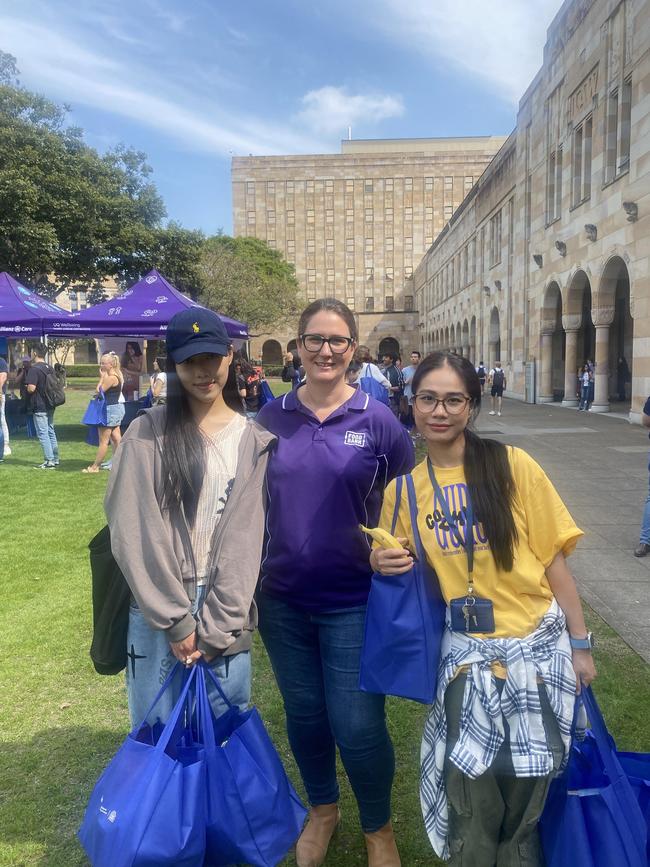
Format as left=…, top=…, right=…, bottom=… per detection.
left=199, top=235, right=301, bottom=330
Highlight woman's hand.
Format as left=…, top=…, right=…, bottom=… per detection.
left=370, top=539, right=413, bottom=575
left=572, top=650, right=597, bottom=694
left=170, top=630, right=202, bottom=667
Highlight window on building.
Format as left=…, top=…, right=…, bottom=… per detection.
left=385, top=267, right=394, bottom=281
left=364, top=179, right=373, bottom=193
left=385, top=178, right=394, bottom=192
left=385, top=207, right=393, bottom=222
left=346, top=267, right=355, bottom=282
left=287, top=240, right=296, bottom=258
left=267, top=239, right=276, bottom=249
left=69, top=290, right=78, bottom=312
left=308, top=269, right=316, bottom=283
left=346, top=238, right=354, bottom=252
left=404, top=177, right=413, bottom=190
left=404, top=295, right=414, bottom=311
left=547, top=146, right=563, bottom=221
left=326, top=238, right=334, bottom=252
left=307, top=286, right=317, bottom=301
left=619, top=75, right=632, bottom=173
left=286, top=181, right=294, bottom=194
left=306, top=180, right=314, bottom=193
left=425, top=206, right=433, bottom=220
left=347, top=296, right=355, bottom=310
left=572, top=115, right=592, bottom=206
left=326, top=209, right=334, bottom=223
left=385, top=236, right=393, bottom=251
left=385, top=295, right=394, bottom=311
left=267, top=210, right=275, bottom=224
left=346, top=208, right=354, bottom=223
left=365, top=208, right=373, bottom=223
left=365, top=297, right=375, bottom=312
left=247, top=211, right=255, bottom=225
left=489, top=210, right=502, bottom=267
left=307, top=209, right=315, bottom=224
left=464, top=176, right=473, bottom=193
left=444, top=176, right=453, bottom=191
left=306, top=225, right=315, bottom=240
left=325, top=179, right=334, bottom=193
left=307, top=239, right=315, bottom=253
left=425, top=176, right=433, bottom=191
left=327, top=268, right=335, bottom=283
left=246, top=181, right=255, bottom=195
left=286, top=210, right=295, bottom=225
left=404, top=236, right=413, bottom=250
left=404, top=207, right=413, bottom=221
left=365, top=266, right=374, bottom=281
left=444, top=205, right=453, bottom=222
left=346, top=179, right=354, bottom=192
left=267, top=181, right=275, bottom=196
left=605, top=87, right=619, bottom=183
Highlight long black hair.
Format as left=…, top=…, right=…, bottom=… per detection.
left=412, top=351, right=518, bottom=571
left=161, top=351, right=244, bottom=527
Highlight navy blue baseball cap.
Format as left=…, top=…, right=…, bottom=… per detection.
left=166, top=308, right=231, bottom=363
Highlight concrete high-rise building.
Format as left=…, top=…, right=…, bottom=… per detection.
left=232, top=137, right=506, bottom=363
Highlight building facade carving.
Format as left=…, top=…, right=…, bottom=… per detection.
left=414, top=0, right=648, bottom=417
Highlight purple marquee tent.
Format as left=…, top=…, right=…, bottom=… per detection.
left=43, top=270, right=248, bottom=341
left=0, top=272, right=72, bottom=337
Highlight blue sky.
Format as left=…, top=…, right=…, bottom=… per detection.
left=1, top=0, right=563, bottom=235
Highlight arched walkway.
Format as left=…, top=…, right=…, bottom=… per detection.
left=539, top=281, right=566, bottom=402
left=597, top=256, right=633, bottom=411
left=378, top=336, right=400, bottom=359
left=470, top=316, right=477, bottom=364
left=286, top=339, right=298, bottom=353
left=563, top=270, right=594, bottom=407
left=262, top=339, right=283, bottom=366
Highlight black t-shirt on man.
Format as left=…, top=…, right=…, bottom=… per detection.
left=25, top=361, right=53, bottom=413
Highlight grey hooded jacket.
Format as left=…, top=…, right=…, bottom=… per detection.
left=104, top=407, right=275, bottom=657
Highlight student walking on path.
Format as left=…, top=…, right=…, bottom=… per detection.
left=25, top=344, right=60, bottom=469
left=256, top=298, right=414, bottom=867
left=372, top=351, right=596, bottom=866
left=105, top=308, right=274, bottom=727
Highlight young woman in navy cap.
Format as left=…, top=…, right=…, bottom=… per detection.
left=105, top=308, right=275, bottom=725
left=256, top=298, right=414, bottom=867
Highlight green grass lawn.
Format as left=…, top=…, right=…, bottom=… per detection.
left=0, top=382, right=648, bottom=865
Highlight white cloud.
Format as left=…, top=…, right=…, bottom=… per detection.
left=367, top=0, right=564, bottom=104
left=0, top=16, right=328, bottom=156
left=296, top=85, right=404, bottom=136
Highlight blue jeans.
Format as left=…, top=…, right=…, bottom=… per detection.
left=639, top=463, right=650, bottom=545
left=0, top=409, right=4, bottom=460
left=126, top=584, right=251, bottom=727
left=579, top=385, right=591, bottom=409
left=257, top=593, right=394, bottom=832
left=32, top=410, right=59, bottom=463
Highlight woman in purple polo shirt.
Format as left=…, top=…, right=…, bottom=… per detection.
left=256, top=299, right=414, bottom=867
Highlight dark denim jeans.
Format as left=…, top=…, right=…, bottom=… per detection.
left=257, top=592, right=394, bottom=832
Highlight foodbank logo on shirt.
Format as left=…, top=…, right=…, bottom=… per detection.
left=344, top=431, right=366, bottom=448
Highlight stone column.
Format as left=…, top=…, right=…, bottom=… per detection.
left=561, top=314, right=581, bottom=407
left=539, top=328, right=554, bottom=403
left=462, top=339, right=470, bottom=359
left=488, top=340, right=498, bottom=369
left=591, top=307, right=615, bottom=413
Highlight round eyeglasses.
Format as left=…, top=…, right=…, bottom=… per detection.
left=412, top=393, right=471, bottom=414
left=300, top=334, right=354, bottom=354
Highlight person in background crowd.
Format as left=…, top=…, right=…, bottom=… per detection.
left=121, top=340, right=144, bottom=401
left=373, top=351, right=596, bottom=866
left=150, top=356, right=167, bottom=405
left=105, top=308, right=274, bottom=727
left=282, top=351, right=303, bottom=389
left=256, top=299, right=414, bottom=867
left=26, top=344, right=60, bottom=470
left=382, top=352, right=404, bottom=418
left=83, top=352, right=125, bottom=473
left=345, top=359, right=363, bottom=386
left=240, top=359, right=261, bottom=417
left=401, top=350, right=421, bottom=429
left=476, top=361, right=487, bottom=394
left=488, top=362, right=506, bottom=416
left=577, top=364, right=592, bottom=411
left=634, top=395, right=650, bottom=558
left=617, top=355, right=630, bottom=402
left=235, top=361, right=248, bottom=410
left=585, top=358, right=595, bottom=408
left=0, top=352, right=9, bottom=458
left=354, top=346, right=391, bottom=403
left=15, top=356, right=35, bottom=438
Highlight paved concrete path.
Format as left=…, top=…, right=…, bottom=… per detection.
left=474, top=398, right=650, bottom=663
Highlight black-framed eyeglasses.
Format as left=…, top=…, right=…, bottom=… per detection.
left=299, top=333, right=354, bottom=354
left=413, top=393, right=471, bottom=414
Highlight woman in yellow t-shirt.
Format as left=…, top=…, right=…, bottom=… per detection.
left=371, top=351, right=596, bottom=866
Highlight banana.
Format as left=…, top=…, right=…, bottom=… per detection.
left=359, top=524, right=404, bottom=549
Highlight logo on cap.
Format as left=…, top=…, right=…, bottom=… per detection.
left=192, top=322, right=200, bottom=333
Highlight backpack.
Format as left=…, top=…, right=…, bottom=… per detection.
left=358, top=363, right=390, bottom=405
left=492, top=369, right=505, bottom=389
left=477, top=365, right=486, bottom=379
left=42, top=363, right=66, bottom=408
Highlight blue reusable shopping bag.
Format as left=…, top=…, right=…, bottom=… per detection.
left=359, top=474, right=446, bottom=704
left=197, top=662, right=306, bottom=867
left=83, top=392, right=107, bottom=446
left=540, top=687, right=647, bottom=867
left=78, top=665, right=206, bottom=867
left=258, top=378, right=275, bottom=408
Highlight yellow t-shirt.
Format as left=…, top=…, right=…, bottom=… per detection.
left=378, top=446, right=583, bottom=640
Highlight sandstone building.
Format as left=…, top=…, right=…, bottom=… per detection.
left=232, top=137, right=506, bottom=364
left=415, top=0, right=648, bottom=418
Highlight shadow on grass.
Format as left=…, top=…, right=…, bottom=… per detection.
left=0, top=726, right=123, bottom=866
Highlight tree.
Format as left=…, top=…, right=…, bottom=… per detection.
left=146, top=222, right=206, bottom=296
left=199, top=235, right=301, bottom=330
left=0, top=50, right=166, bottom=298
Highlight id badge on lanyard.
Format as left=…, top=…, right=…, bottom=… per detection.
left=427, top=458, right=495, bottom=633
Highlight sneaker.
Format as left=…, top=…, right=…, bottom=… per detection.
left=489, top=410, right=496, bottom=415
left=634, top=543, right=650, bottom=558
left=497, top=411, right=502, bottom=416
left=3, top=447, right=11, bottom=456
left=34, top=461, right=56, bottom=469
left=100, top=461, right=112, bottom=470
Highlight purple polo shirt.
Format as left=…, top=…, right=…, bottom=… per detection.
left=257, top=385, right=415, bottom=611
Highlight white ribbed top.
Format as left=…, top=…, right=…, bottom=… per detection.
left=191, top=413, right=246, bottom=583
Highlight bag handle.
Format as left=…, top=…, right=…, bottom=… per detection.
left=580, top=687, right=625, bottom=786
left=194, top=664, right=219, bottom=754
left=152, top=664, right=198, bottom=754
left=201, top=657, right=236, bottom=711
left=405, top=474, right=426, bottom=562
left=390, top=475, right=403, bottom=535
